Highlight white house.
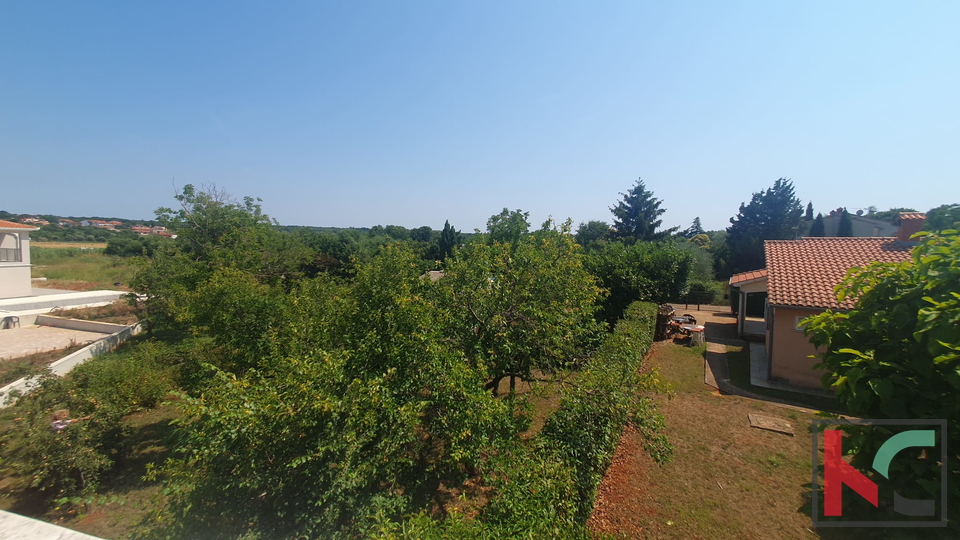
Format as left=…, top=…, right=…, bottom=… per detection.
left=0, top=220, right=39, bottom=299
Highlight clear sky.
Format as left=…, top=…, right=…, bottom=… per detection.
left=2, top=1, right=958, bottom=232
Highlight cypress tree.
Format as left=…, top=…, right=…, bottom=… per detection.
left=837, top=209, right=854, bottom=237
left=809, top=213, right=825, bottom=237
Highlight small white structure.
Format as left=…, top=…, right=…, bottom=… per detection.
left=0, top=220, right=38, bottom=300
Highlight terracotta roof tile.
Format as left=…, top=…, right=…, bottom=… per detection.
left=0, top=219, right=39, bottom=230
left=765, top=237, right=913, bottom=309
left=898, top=212, right=926, bottom=221
left=729, top=268, right=768, bottom=285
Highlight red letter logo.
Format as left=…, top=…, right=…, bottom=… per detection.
left=824, top=430, right=878, bottom=515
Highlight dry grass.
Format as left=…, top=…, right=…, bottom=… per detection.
left=592, top=342, right=822, bottom=539
left=32, top=242, right=108, bottom=249
left=0, top=344, right=87, bottom=386
left=53, top=301, right=139, bottom=326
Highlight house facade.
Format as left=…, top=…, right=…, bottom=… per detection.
left=730, top=213, right=924, bottom=390
left=0, top=219, right=39, bottom=299
left=798, top=212, right=899, bottom=238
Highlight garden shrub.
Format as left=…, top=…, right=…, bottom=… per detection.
left=0, top=340, right=182, bottom=502
left=584, top=242, right=692, bottom=325
left=538, top=301, right=667, bottom=522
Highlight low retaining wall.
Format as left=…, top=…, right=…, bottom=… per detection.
left=35, top=314, right=128, bottom=334
left=0, top=322, right=142, bottom=407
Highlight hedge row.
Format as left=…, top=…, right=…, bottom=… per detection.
left=377, top=301, right=663, bottom=539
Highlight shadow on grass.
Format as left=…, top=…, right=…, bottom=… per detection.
left=722, top=346, right=842, bottom=413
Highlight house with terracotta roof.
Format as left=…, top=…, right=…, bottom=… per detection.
left=729, top=212, right=924, bottom=390
left=0, top=219, right=39, bottom=299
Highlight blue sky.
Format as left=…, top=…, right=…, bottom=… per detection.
left=2, top=1, right=958, bottom=232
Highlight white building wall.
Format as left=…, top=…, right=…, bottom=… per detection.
left=0, top=265, right=32, bottom=299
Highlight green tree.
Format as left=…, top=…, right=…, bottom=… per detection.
left=866, top=206, right=917, bottom=223
left=725, top=178, right=803, bottom=275
left=609, top=178, right=678, bottom=242
left=681, top=217, right=705, bottom=239
left=837, top=208, right=853, bottom=237
left=804, top=202, right=814, bottom=221
left=924, top=203, right=960, bottom=232
left=438, top=218, right=603, bottom=396
left=574, top=220, right=611, bottom=249
left=803, top=230, right=960, bottom=498
left=486, top=208, right=530, bottom=246
left=438, top=220, right=462, bottom=260
left=410, top=225, right=433, bottom=242
left=584, top=241, right=693, bottom=325
left=809, top=212, right=826, bottom=237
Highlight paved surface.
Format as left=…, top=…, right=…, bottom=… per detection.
left=0, top=325, right=107, bottom=360
left=0, top=510, right=102, bottom=540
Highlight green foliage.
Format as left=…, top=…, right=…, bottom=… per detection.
left=726, top=177, right=803, bottom=275
left=584, top=241, right=693, bottom=325
left=837, top=208, right=853, bottom=237
left=574, top=220, right=611, bottom=250
left=924, top=203, right=960, bottom=232
left=438, top=220, right=463, bottom=261
left=438, top=218, right=603, bottom=394
left=485, top=208, right=530, bottom=246
left=154, top=246, right=512, bottom=539
left=866, top=206, right=917, bottom=223
left=540, top=302, right=666, bottom=521
left=680, top=217, right=705, bottom=239
left=104, top=233, right=164, bottom=257
left=803, top=230, right=960, bottom=496
left=609, top=178, right=678, bottom=242
left=805, top=202, right=814, bottom=221
left=809, top=212, right=825, bottom=237
left=0, top=340, right=182, bottom=502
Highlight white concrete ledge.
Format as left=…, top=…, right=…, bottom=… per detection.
left=0, top=509, right=102, bottom=540
left=35, top=315, right=128, bottom=334
left=0, top=322, right=142, bottom=407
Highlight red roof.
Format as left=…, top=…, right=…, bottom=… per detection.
left=765, top=237, right=913, bottom=309
left=0, top=219, right=39, bottom=230
left=897, top=212, right=926, bottom=221
left=729, top=269, right=768, bottom=285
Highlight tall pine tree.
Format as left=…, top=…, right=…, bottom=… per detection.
left=805, top=202, right=814, bottom=221
left=610, top=178, right=678, bottom=242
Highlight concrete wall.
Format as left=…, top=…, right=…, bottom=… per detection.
left=0, top=265, right=33, bottom=299
left=0, top=322, right=142, bottom=407
left=769, top=306, right=824, bottom=388
left=35, top=314, right=128, bottom=334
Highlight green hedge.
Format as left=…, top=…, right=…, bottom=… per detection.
left=537, top=300, right=661, bottom=522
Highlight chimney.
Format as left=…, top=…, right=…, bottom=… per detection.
left=897, top=212, right=926, bottom=242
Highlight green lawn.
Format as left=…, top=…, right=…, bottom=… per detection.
left=30, top=247, right=136, bottom=289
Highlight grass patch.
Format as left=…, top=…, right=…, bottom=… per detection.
left=31, top=247, right=135, bottom=289
left=596, top=340, right=823, bottom=539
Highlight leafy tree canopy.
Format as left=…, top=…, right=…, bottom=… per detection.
left=609, top=178, right=678, bottom=242
left=486, top=208, right=530, bottom=246
left=803, top=230, right=960, bottom=496
left=725, top=177, right=802, bottom=275
left=574, top=220, right=611, bottom=250
left=866, top=206, right=917, bottom=223
left=924, top=203, right=960, bottom=232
